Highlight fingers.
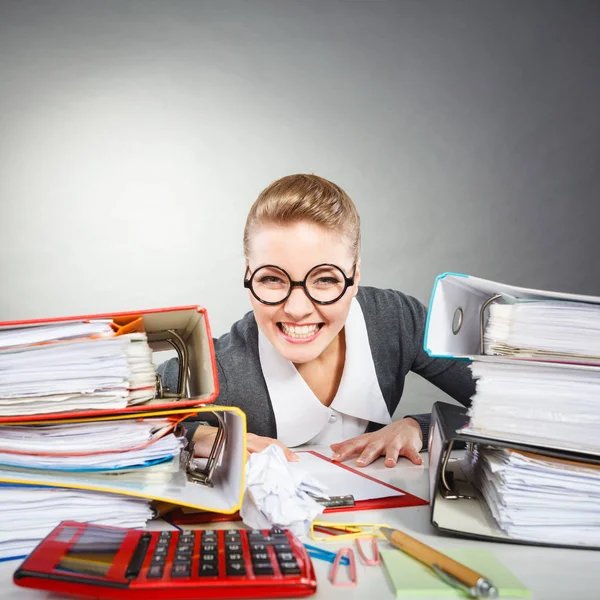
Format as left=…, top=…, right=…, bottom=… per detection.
left=277, top=441, right=299, bottom=462
left=246, top=434, right=298, bottom=462
left=192, top=426, right=218, bottom=458
left=400, top=445, right=423, bottom=466
left=384, top=443, right=402, bottom=468
left=330, top=436, right=368, bottom=462
left=355, top=442, right=384, bottom=468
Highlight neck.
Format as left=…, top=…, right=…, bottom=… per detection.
left=293, top=328, right=346, bottom=407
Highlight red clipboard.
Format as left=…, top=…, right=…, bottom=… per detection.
left=164, top=450, right=428, bottom=525
left=0, top=305, right=219, bottom=424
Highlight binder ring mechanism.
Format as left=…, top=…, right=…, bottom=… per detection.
left=182, top=411, right=227, bottom=488
left=439, top=440, right=477, bottom=501
left=153, top=329, right=189, bottom=401
left=451, top=293, right=503, bottom=350
left=150, top=329, right=226, bottom=487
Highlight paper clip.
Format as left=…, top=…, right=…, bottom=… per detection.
left=329, top=548, right=357, bottom=587
left=304, top=543, right=349, bottom=565
left=355, top=537, right=380, bottom=566
left=310, top=520, right=389, bottom=542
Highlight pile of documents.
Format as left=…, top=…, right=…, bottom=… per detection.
left=467, top=298, right=600, bottom=452
left=0, top=486, right=153, bottom=560
left=424, top=272, right=600, bottom=548
left=0, top=320, right=156, bottom=416
left=468, top=359, right=600, bottom=452
left=469, top=446, right=600, bottom=547
left=0, top=418, right=187, bottom=560
left=469, top=294, right=600, bottom=546
left=483, top=300, right=600, bottom=361
left=0, top=318, right=174, bottom=560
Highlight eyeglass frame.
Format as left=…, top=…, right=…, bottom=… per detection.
left=243, top=263, right=357, bottom=306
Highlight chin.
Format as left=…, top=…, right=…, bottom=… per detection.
left=277, top=344, right=323, bottom=364
left=274, top=338, right=328, bottom=364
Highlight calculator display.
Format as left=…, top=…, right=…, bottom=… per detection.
left=56, top=526, right=128, bottom=578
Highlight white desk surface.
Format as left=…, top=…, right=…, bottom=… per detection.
left=1, top=446, right=597, bottom=600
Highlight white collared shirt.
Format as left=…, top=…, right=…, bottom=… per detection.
left=258, top=297, right=392, bottom=448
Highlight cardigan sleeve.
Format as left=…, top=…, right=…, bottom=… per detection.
left=398, top=292, right=475, bottom=449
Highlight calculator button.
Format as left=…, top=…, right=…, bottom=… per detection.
left=147, top=565, right=164, bottom=579
left=274, top=543, right=292, bottom=552
left=153, top=546, right=168, bottom=556
left=201, top=553, right=217, bottom=564
left=279, top=561, right=301, bottom=575
left=225, top=543, right=241, bottom=551
left=171, top=564, right=191, bottom=578
left=159, top=531, right=172, bottom=540
left=202, top=532, right=217, bottom=541
left=252, top=562, right=274, bottom=576
left=270, top=527, right=284, bottom=535
left=227, top=552, right=243, bottom=562
left=199, top=563, right=219, bottom=577
left=277, top=552, right=295, bottom=562
left=173, top=554, right=193, bottom=564
left=250, top=543, right=266, bottom=552
left=251, top=552, right=269, bottom=562
left=202, top=543, right=217, bottom=552
left=226, top=562, right=246, bottom=576
left=224, top=531, right=241, bottom=538
left=151, top=555, right=166, bottom=566
left=176, top=544, right=193, bottom=553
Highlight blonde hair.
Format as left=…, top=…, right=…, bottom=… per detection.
left=243, top=174, right=361, bottom=261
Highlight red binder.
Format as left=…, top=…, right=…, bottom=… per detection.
left=0, top=305, right=219, bottom=424
left=165, top=450, right=428, bottom=525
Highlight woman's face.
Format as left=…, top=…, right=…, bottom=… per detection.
left=246, top=221, right=360, bottom=364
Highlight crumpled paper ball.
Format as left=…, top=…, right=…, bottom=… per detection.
left=240, top=445, right=328, bottom=536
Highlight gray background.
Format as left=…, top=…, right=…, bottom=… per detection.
left=1, top=0, right=599, bottom=416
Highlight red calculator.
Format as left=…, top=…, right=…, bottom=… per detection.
left=14, top=521, right=317, bottom=599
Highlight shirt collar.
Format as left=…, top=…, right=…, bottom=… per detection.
left=258, top=297, right=391, bottom=447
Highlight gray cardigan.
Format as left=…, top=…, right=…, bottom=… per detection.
left=157, top=286, right=475, bottom=448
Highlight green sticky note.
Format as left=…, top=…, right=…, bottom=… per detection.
left=380, top=548, right=530, bottom=598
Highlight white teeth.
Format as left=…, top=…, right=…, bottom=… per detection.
left=280, top=323, right=320, bottom=338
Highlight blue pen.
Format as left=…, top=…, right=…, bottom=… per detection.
left=304, top=543, right=349, bottom=565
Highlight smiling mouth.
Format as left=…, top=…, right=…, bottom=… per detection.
left=277, top=323, right=324, bottom=339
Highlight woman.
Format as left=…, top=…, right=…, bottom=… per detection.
left=159, top=174, right=474, bottom=467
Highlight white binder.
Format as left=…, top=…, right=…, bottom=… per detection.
left=424, top=272, right=600, bottom=360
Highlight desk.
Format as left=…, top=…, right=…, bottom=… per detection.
left=0, top=447, right=597, bottom=600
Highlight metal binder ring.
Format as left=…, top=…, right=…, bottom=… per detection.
left=452, top=308, right=463, bottom=335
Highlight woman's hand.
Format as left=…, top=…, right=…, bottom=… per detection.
left=192, top=425, right=298, bottom=462
left=329, top=417, right=424, bottom=468
left=246, top=433, right=299, bottom=462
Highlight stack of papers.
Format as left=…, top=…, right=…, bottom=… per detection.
left=471, top=447, right=600, bottom=547
left=466, top=359, right=600, bottom=453
left=0, top=419, right=186, bottom=474
left=0, top=320, right=156, bottom=416
left=0, top=418, right=187, bottom=560
left=484, top=300, right=600, bottom=363
left=0, top=486, right=153, bottom=560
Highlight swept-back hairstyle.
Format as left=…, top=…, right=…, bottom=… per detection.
left=243, top=174, right=361, bottom=261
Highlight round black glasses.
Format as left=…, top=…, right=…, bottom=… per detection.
left=244, top=263, right=357, bottom=306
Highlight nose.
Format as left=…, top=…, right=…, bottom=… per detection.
left=282, top=286, right=314, bottom=320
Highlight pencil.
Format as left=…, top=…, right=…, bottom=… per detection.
left=380, top=527, right=498, bottom=599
